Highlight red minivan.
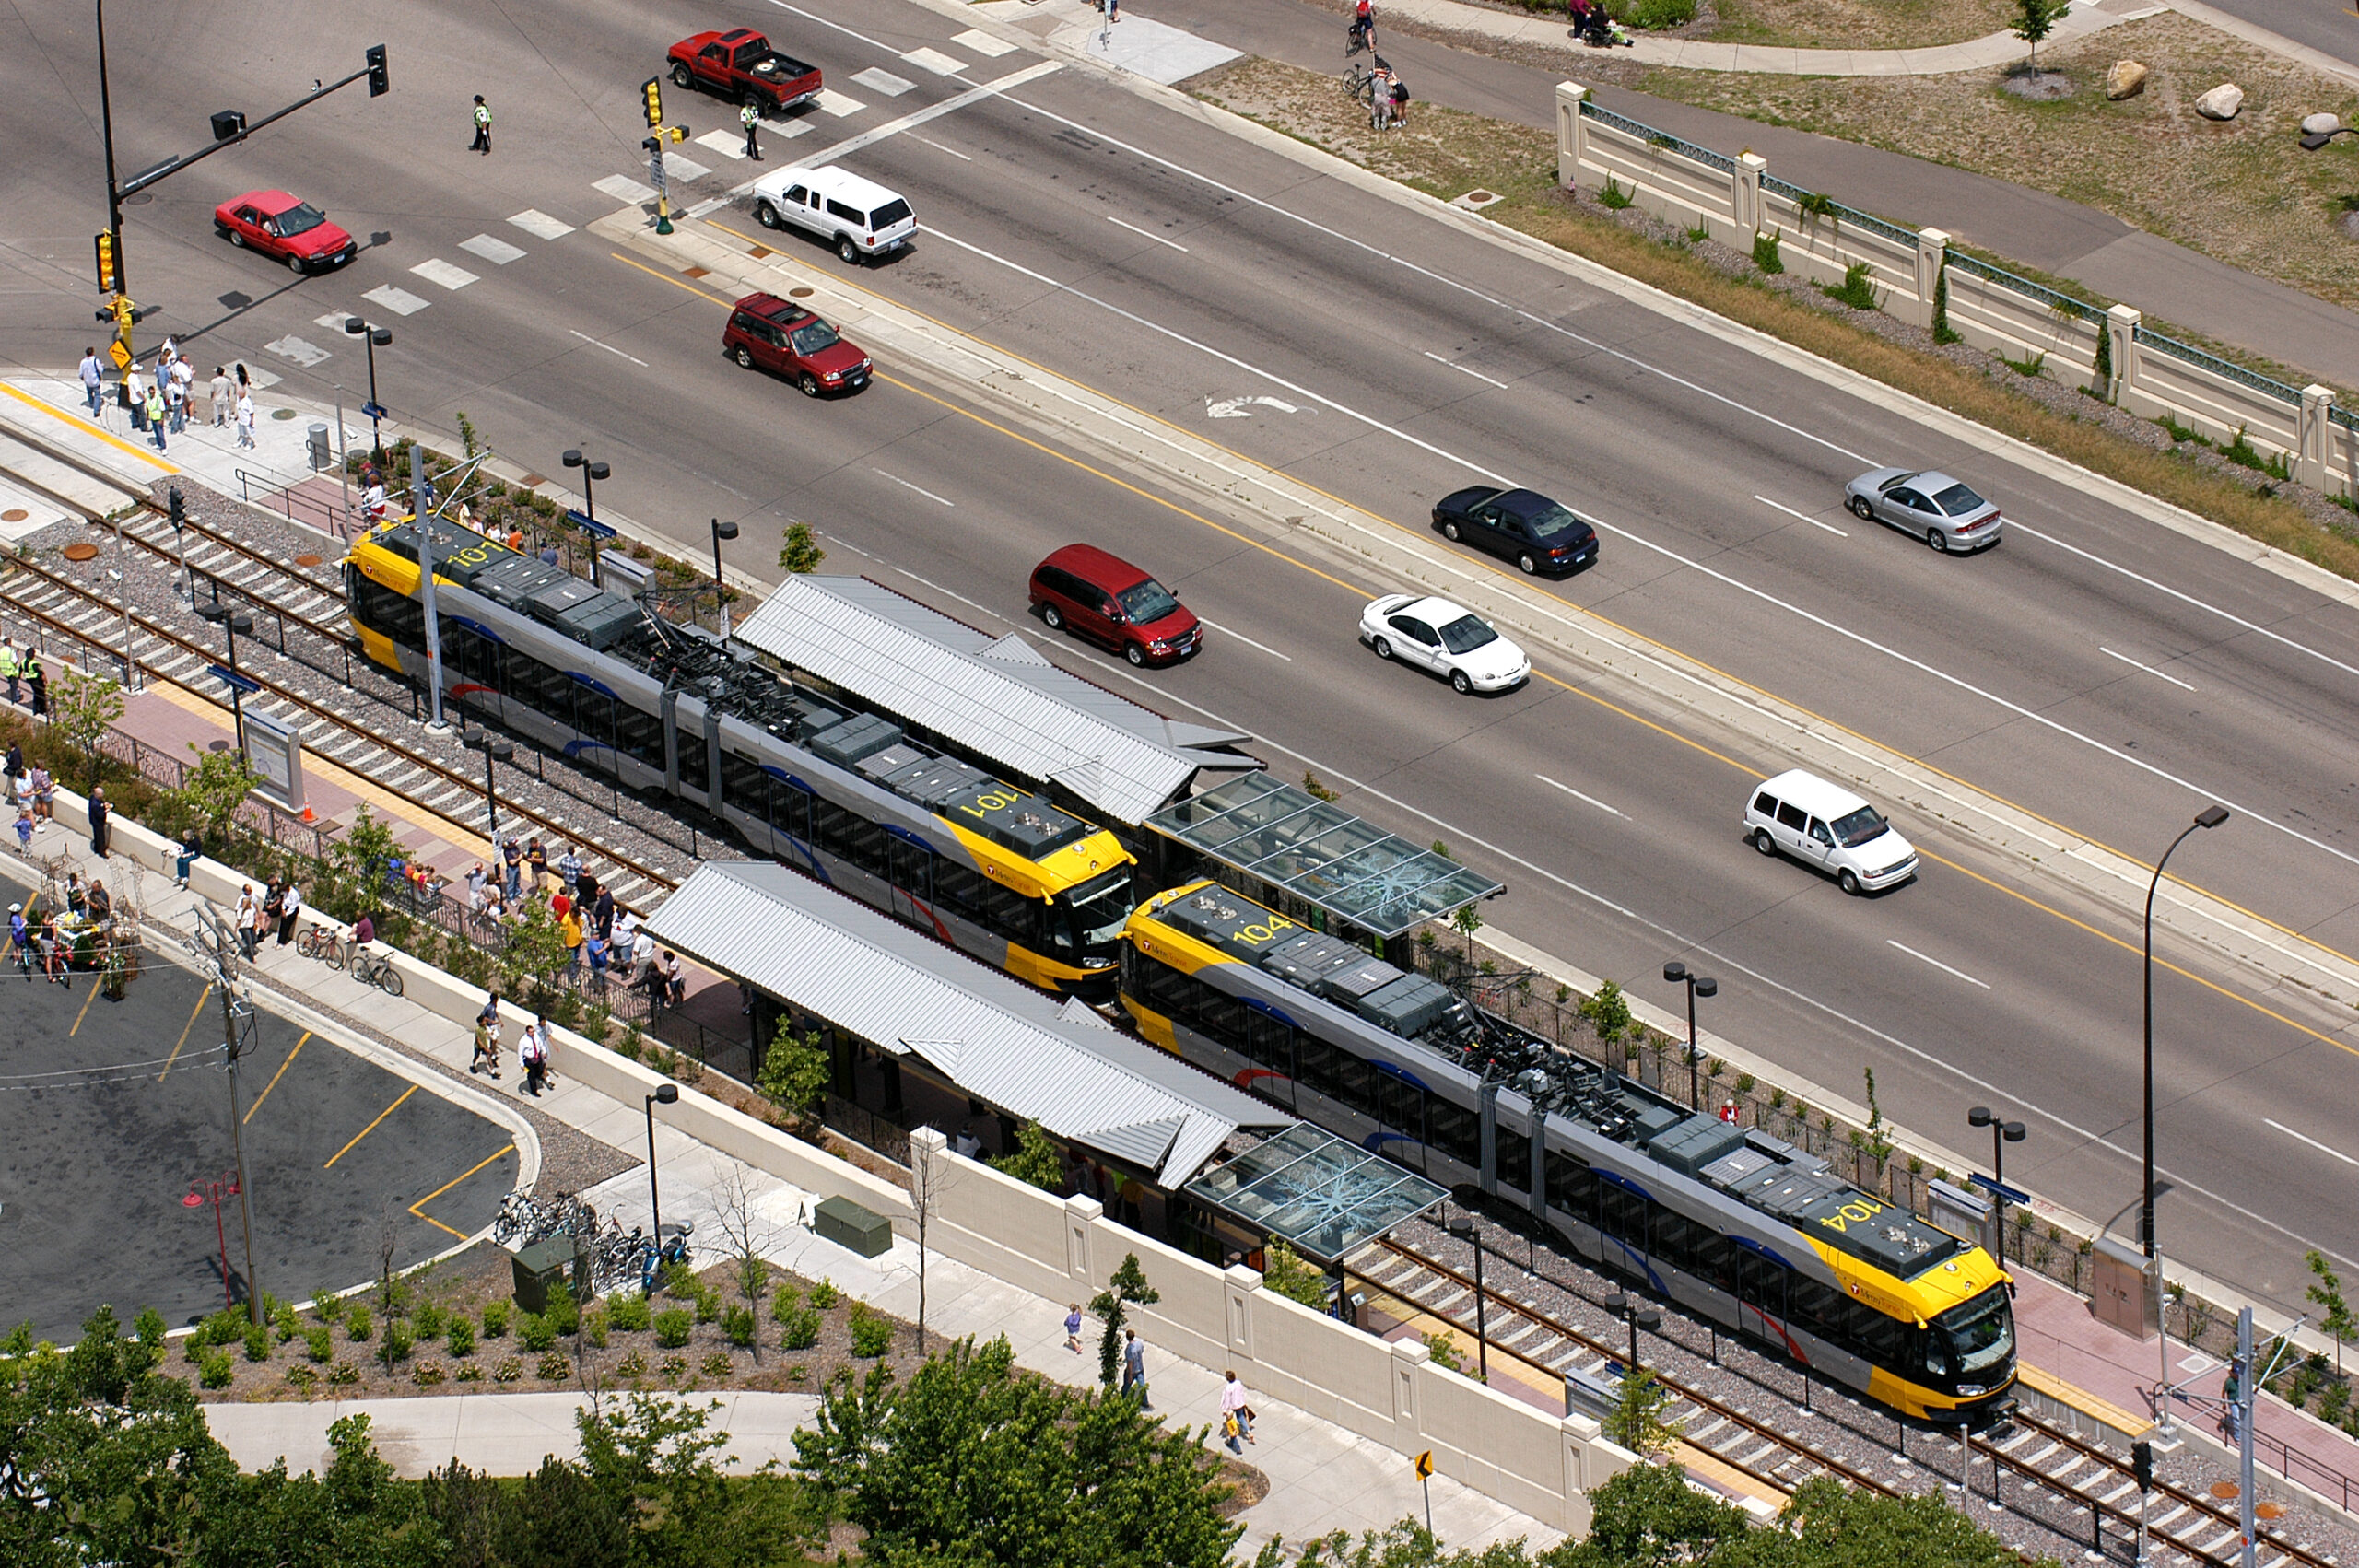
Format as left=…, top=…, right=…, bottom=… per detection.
left=1028, top=544, right=1203, bottom=667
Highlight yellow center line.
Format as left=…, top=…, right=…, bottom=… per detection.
left=66, top=972, right=103, bottom=1036
left=1920, top=849, right=2359, bottom=1059
left=607, top=251, right=732, bottom=305
left=243, top=1030, right=311, bottom=1124
left=323, top=1084, right=416, bottom=1169
left=158, top=984, right=214, bottom=1080
left=0, top=380, right=180, bottom=471
left=408, top=1142, right=518, bottom=1239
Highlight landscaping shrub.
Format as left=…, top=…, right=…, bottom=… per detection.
left=519, top=1314, right=557, bottom=1353
left=345, top=1307, right=372, bottom=1343
left=446, top=1319, right=475, bottom=1359
left=200, top=1352, right=233, bottom=1389
left=413, top=1302, right=446, bottom=1339
left=724, top=1305, right=757, bottom=1349
left=480, top=1300, right=509, bottom=1339
left=609, top=1293, right=651, bottom=1333
left=305, top=1326, right=334, bottom=1363
left=850, top=1313, right=893, bottom=1359
left=779, top=1306, right=821, bottom=1352
left=654, top=1309, right=694, bottom=1349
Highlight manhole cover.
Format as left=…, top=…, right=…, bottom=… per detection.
left=2212, top=1481, right=2241, bottom=1500
left=684, top=265, right=710, bottom=279
left=295, top=553, right=323, bottom=568
left=207, top=740, right=230, bottom=753
left=0, top=509, right=26, bottom=522
left=125, top=193, right=153, bottom=205
left=271, top=408, right=297, bottom=421
left=2258, top=1503, right=2285, bottom=1520
left=789, top=287, right=814, bottom=298
left=62, top=543, right=100, bottom=562
left=748, top=245, right=774, bottom=259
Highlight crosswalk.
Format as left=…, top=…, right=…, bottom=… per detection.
left=257, top=24, right=1039, bottom=376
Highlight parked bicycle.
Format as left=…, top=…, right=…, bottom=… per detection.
left=295, top=924, right=341, bottom=965
left=346, top=943, right=404, bottom=997
left=1343, top=53, right=1390, bottom=108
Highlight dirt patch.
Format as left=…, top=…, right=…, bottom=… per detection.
left=1215, top=1458, right=1271, bottom=1515
left=1631, top=12, right=2359, bottom=312
left=2000, top=68, right=2074, bottom=101
left=1700, top=0, right=2015, bottom=49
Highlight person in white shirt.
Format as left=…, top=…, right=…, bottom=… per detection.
left=276, top=882, right=303, bottom=947
left=77, top=348, right=105, bottom=418
left=168, top=357, right=195, bottom=432
left=232, top=883, right=260, bottom=960
left=208, top=366, right=232, bottom=427
left=234, top=391, right=256, bottom=451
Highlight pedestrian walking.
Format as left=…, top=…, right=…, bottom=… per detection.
left=209, top=366, right=232, bottom=427
left=13, top=804, right=31, bottom=851
left=233, top=883, right=260, bottom=960
left=39, top=908, right=65, bottom=987
left=520, top=1015, right=551, bottom=1095
left=0, top=638, right=18, bottom=706
left=560, top=902, right=583, bottom=978
left=167, top=357, right=194, bottom=432
left=470, top=1012, right=502, bottom=1078
left=1220, top=1371, right=1257, bottom=1449
left=276, top=880, right=302, bottom=946
left=469, top=94, right=493, bottom=155
left=126, top=362, right=148, bottom=431
left=628, top=923, right=656, bottom=990
left=143, top=383, right=167, bottom=451
left=2221, top=1367, right=2242, bottom=1443
left=659, top=948, right=685, bottom=1010
left=176, top=825, right=201, bottom=886
left=29, top=762, right=52, bottom=820
left=1121, top=1328, right=1150, bottom=1409
left=234, top=391, right=256, bottom=451
left=2, top=740, right=17, bottom=805
left=7, top=903, right=27, bottom=977
left=1065, top=1303, right=1084, bottom=1354
left=741, top=99, right=763, bottom=160
left=78, top=347, right=105, bottom=419
left=87, top=785, right=110, bottom=858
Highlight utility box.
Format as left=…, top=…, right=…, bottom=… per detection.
left=1926, top=1178, right=1994, bottom=1258
left=511, top=1239, right=571, bottom=1314
left=2090, top=1235, right=2160, bottom=1340
left=1564, top=1363, right=1619, bottom=1422
left=306, top=421, right=332, bottom=471
left=814, top=1195, right=892, bottom=1258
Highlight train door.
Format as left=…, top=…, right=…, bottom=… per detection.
left=1375, top=1071, right=1426, bottom=1174
left=887, top=835, right=933, bottom=921
left=1243, top=1012, right=1295, bottom=1107
left=1735, top=1249, right=1788, bottom=1340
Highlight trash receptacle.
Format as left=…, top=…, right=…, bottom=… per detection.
left=814, top=1196, right=892, bottom=1258
left=511, top=1238, right=569, bottom=1314
left=306, top=422, right=331, bottom=471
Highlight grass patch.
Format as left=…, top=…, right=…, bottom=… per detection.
left=1192, top=55, right=2359, bottom=583
left=1699, top=0, right=2014, bottom=48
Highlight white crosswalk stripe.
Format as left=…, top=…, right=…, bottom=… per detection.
left=813, top=88, right=867, bottom=117
left=850, top=68, right=915, bottom=98
left=410, top=258, right=479, bottom=291
left=458, top=233, right=527, bottom=264
left=953, top=28, right=1016, bottom=56
left=508, top=209, right=576, bottom=240
left=263, top=336, right=331, bottom=368
left=361, top=285, right=430, bottom=316
left=593, top=174, right=658, bottom=204
left=900, top=47, right=966, bottom=76
left=695, top=129, right=749, bottom=160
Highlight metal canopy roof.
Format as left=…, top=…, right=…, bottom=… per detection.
left=1144, top=773, right=1503, bottom=939
left=732, top=576, right=1259, bottom=827
left=642, top=862, right=1287, bottom=1183
left=1182, top=1126, right=1449, bottom=1266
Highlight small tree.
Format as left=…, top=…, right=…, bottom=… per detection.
left=1580, top=979, right=1632, bottom=1046
left=2310, top=1250, right=2355, bottom=1376
left=778, top=521, right=827, bottom=574
left=318, top=802, right=402, bottom=920
left=499, top=899, right=575, bottom=1004
left=1257, top=1239, right=1332, bottom=1311
left=990, top=1119, right=1065, bottom=1191
left=1863, top=1067, right=1895, bottom=1167
left=1449, top=901, right=1484, bottom=961
left=2012, top=0, right=2069, bottom=65
left=50, top=666, right=124, bottom=790
left=1090, top=1252, right=1161, bottom=1391
left=757, top=1021, right=830, bottom=1132
left=158, top=747, right=260, bottom=853
left=1602, top=1367, right=1677, bottom=1456
left=709, top=1166, right=777, bottom=1363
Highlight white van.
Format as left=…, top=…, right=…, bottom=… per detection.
left=749, top=166, right=917, bottom=264
left=1743, top=770, right=1917, bottom=895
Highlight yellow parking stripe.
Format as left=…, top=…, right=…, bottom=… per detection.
left=323, top=1084, right=416, bottom=1168
left=158, top=985, right=214, bottom=1079
left=243, top=1031, right=311, bottom=1123
left=408, top=1143, right=517, bottom=1239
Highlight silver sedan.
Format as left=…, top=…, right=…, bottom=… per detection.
left=1843, top=468, right=2003, bottom=553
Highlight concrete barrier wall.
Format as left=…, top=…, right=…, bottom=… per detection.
left=1941, top=266, right=2103, bottom=377
left=2125, top=344, right=2305, bottom=457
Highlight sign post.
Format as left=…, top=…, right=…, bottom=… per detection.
left=1414, top=1449, right=1434, bottom=1536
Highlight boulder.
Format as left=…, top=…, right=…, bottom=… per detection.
left=2195, top=82, right=2244, bottom=121
left=2304, top=111, right=2342, bottom=135
left=2106, top=59, right=2148, bottom=100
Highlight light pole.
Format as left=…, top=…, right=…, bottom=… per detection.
left=182, top=1171, right=242, bottom=1311
left=645, top=1082, right=680, bottom=1258
left=1662, top=961, right=1718, bottom=1110
left=343, top=318, right=393, bottom=465
left=563, top=449, right=610, bottom=586
left=1966, top=1106, right=2026, bottom=1258
left=710, top=518, right=739, bottom=633
left=1449, top=1216, right=1488, bottom=1383
left=2144, top=802, right=2227, bottom=1440
left=1603, top=1292, right=1661, bottom=1379
left=462, top=731, right=514, bottom=837
left=196, top=604, right=255, bottom=753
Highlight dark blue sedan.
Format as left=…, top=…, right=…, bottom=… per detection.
left=1432, top=486, right=1601, bottom=576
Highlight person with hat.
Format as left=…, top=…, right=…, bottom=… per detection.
left=7, top=902, right=29, bottom=977
left=469, top=95, right=493, bottom=155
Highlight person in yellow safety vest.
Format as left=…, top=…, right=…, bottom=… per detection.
left=742, top=99, right=763, bottom=161
left=0, top=637, right=18, bottom=707
left=470, top=95, right=492, bottom=156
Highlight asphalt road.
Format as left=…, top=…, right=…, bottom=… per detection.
left=4, top=0, right=2358, bottom=1313
left=0, top=870, right=517, bottom=1340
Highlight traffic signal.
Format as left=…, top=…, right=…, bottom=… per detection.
left=642, top=77, right=663, bottom=129
left=665, top=124, right=687, bottom=144
left=2131, top=1440, right=2154, bottom=1492
left=168, top=486, right=186, bottom=527
left=366, top=44, right=389, bottom=97
left=92, top=231, right=117, bottom=296
left=112, top=295, right=138, bottom=333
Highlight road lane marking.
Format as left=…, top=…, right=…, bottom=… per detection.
left=1195, top=617, right=1290, bottom=660
left=1885, top=940, right=1989, bottom=989
left=2267, top=1119, right=2359, bottom=1169
left=912, top=135, right=972, bottom=160
left=953, top=28, right=1017, bottom=57
left=1756, top=494, right=1848, bottom=537
left=1109, top=216, right=1187, bottom=252
left=360, top=284, right=429, bottom=316
left=605, top=252, right=731, bottom=305
left=851, top=67, right=916, bottom=97
left=1535, top=774, right=1624, bottom=816
left=1423, top=351, right=1508, bottom=388
left=323, top=1084, right=417, bottom=1169
left=873, top=468, right=953, bottom=506
left=158, top=985, right=214, bottom=1079
left=66, top=977, right=101, bottom=1037
left=509, top=209, right=576, bottom=240
left=903, top=47, right=968, bottom=76
left=695, top=129, right=749, bottom=160
left=244, top=1031, right=312, bottom=1123
left=2100, top=646, right=2196, bottom=691
left=409, top=1142, right=517, bottom=1239
left=459, top=233, right=527, bottom=264
left=568, top=329, right=649, bottom=367
left=815, top=88, right=869, bottom=116
left=410, top=258, right=479, bottom=291
left=593, top=174, right=658, bottom=205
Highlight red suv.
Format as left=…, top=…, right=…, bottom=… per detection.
left=1029, top=544, right=1203, bottom=667
left=722, top=292, right=872, bottom=396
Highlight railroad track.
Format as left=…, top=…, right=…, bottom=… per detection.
left=1349, top=1234, right=2330, bottom=1568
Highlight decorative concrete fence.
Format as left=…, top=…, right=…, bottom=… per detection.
left=1555, top=83, right=2349, bottom=497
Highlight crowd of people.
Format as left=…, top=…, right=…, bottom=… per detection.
left=81, top=339, right=257, bottom=454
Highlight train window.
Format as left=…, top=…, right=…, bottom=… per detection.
left=1545, top=1153, right=1595, bottom=1214
left=513, top=654, right=570, bottom=719
left=616, top=705, right=663, bottom=766
left=676, top=728, right=709, bottom=792
left=976, top=878, right=1038, bottom=945
left=1195, top=989, right=1248, bottom=1051
left=1427, top=1099, right=1479, bottom=1165
left=1651, top=1210, right=1696, bottom=1270
left=771, top=780, right=812, bottom=842
left=1688, top=1230, right=1735, bottom=1293
left=1599, top=1186, right=1646, bottom=1247
left=1856, top=1312, right=1905, bottom=1364
left=1130, top=949, right=1196, bottom=1021
left=575, top=690, right=618, bottom=759
left=1736, top=1254, right=1786, bottom=1323
left=1328, top=1054, right=1375, bottom=1116
left=1245, top=1012, right=1293, bottom=1076
left=1494, top=1128, right=1531, bottom=1193
left=1375, top=1073, right=1424, bottom=1140
left=840, top=817, right=889, bottom=879
left=1788, top=1277, right=1840, bottom=1340
left=811, top=796, right=858, bottom=857
left=933, top=861, right=982, bottom=918
left=1292, top=1036, right=1338, bottom=1095
left=720, top=752, right=764, bottom=813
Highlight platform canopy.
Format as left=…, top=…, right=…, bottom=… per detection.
left=1181, top=1125, right=1449, bottom=1267
left=1144, top=772, right=1501, bottom=940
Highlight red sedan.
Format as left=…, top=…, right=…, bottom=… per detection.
left=212, top=190, right=357, bottom=274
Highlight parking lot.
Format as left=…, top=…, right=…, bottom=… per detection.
left=0, top=867, right=518, bottom=1339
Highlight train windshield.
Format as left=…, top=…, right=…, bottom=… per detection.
left=1059, top=865, right=1136, bottom=964
left=1935, top=1286, right=2014, bottom=1374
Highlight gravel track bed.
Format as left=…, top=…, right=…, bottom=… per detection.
left=1397, top=1210, right=2358, bottom=1563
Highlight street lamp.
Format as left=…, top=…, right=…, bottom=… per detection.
left=2142, top=804, right=2228, bottom=1263
left=462, top=731, right=514, bottom=836
left=1966, top=1106, right=2026, bottom=1258
left=1448, top=1216, right=1489, bottom=1383
left=710, top=518, right=739, bottom=633
left=1602, top=1292, right=1661, bottom=1379
left=195, top=604, right=255, bottom=752
left=343, top=317, right=393, bottom=465
left=562, top=449, right=610, bottom=585
left=645, top=1082, right=680, bottom=1263
left=1662, top=961, right=1718, bottom=1110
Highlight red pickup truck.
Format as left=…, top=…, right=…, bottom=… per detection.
left=667, top=29, right=822, bottom=114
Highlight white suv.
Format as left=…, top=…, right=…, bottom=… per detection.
left=750, top=166, right=917, bottom=264
left=1743, top=770, right=1917, bottom=895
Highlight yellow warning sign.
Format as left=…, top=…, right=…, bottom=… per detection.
left=109, top=339, right=133, bottom=371
left=1414, top=1450, right=1435, bottom=1480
